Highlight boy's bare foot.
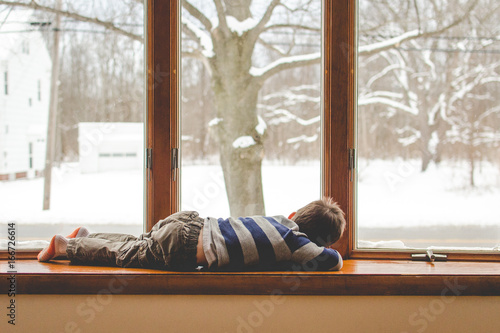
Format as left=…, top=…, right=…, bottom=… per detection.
left=66, top=227, right=89, bottom=238
left=37, top=235, right=69, bottom=262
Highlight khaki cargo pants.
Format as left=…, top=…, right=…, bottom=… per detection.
left=66, top=211, right=204, bottom=271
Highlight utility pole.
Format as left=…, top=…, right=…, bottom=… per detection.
left=43, top=0, right=61, bottom=210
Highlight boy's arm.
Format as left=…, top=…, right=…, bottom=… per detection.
left=290, top=238, right=343, bottom=271
left=325, top=248, right=343, bottom=271
left=304, top=247, right=343, bottom=271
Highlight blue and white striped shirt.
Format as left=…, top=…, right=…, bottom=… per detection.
left=202, top=215, right=343, bottom=271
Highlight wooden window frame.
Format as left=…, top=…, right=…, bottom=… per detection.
left=3, top=259, right=500, bottom=295
left=151, top=0, right=499, bottom=262
left=343, top=1, right=499, bottom=263
left=146, top=0, right=179, bottom=230
left=1, top=0, right=498, bottom=297
left=148, top=0, right=356, bottom=254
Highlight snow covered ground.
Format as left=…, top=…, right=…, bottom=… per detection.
left=0, top=159, right=499, bottom=238
left=357, top=158, right=500, bottom=228
left=0, top=163, right=144, bottom=226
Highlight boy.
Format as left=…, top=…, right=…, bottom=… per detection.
left=38, top=197, right=346, bottom=271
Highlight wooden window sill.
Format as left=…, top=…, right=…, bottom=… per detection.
left=1, top=259, right=499, bottom=296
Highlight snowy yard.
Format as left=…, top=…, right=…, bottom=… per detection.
left=357, top=159, right=500, bottom=228
left=0, top=159, right=499, bottom=246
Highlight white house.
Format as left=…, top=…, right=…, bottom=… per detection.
left=78, top=122, right=144, bottom=173
left=0, top=10, right=51, bottom=180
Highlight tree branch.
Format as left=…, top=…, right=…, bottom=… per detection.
left=262, top=23, right=320, bottom=33
left=0, top=0, right=143, bottom=42
left=257, top=37, right=286, bottom=56
left=250, top=0, right=280, bottom=37
left=359, top=0, right=480, bottom=57
left=359, top=97, right=418, bottom=116
left=359, top=29, right=421, bottom=57
left=182, top=0, right=212, bottom=32
left=181, top=18, right=214, bottom=57
left=213, top=0, right=228, bottom=35
left=181, top=50, right=212, bottom=77
left=251, top=52, right=320, bottom=83
left=279, top=0, right=315, bottom=14
left=476, top=105, right=500, bottom=125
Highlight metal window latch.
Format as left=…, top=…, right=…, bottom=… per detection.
left=172, top=148, right=179, bottom=181
left=412, top=249, right=447, bottom=262
left=146, top=148, right=152, bottom=181
left=349, top=148, right=356, bottom=182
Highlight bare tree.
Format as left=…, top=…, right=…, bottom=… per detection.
left=181, top=0, right=323, bottom=215
left=357, top=0, right=498, bottom=174
left=444, top=60, right=500, bottom=185
left=2, top=0, right=488, bottom=215
left=181, top=0, right=476, bottom=215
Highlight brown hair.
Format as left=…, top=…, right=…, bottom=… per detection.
left=291, top=197, right=346, bottom=247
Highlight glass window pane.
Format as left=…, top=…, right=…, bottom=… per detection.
left=180, top=0, right=322, bottom=218
left=0, top=2, right=145, bottom=248
left=357, top=0, right=500, bottom=250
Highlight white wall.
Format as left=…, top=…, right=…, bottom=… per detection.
left=2, top=295, right=499, bottom=333
left=0, top=11, right=51, bottom=176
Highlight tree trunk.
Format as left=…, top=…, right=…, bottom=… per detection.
left=421, top=153, right=432, bottom=172
left=224, top=0, right=252, bottom=21
left=468, top=130, right=475, bottom=187
left=418, top=107, right=434, bottom=172
left=206, top=0, right=267, bottom=216
left=220, top=140, right=265, bottom=216
left=420, top=128, right=432, bottom=172
left=469, top=153, right=475, bottom=187
left=211, top=77, right=265, bottom=216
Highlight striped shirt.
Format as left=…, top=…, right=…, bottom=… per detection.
left=202, top=215, right=343, bottom=271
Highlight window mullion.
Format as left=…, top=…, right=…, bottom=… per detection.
left=323, top=0, right=356, bottom=259
left=147, top=0, right=180, bottom=231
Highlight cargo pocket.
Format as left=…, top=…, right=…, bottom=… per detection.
left=116, top=241, right=144, bottom=268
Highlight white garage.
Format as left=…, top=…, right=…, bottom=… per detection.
left=78, top=122, right=144, bottom=173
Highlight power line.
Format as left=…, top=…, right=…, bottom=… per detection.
left=2, top=26, right=499, bottom=54
left=61, top=19, right=142, bottom=27
left=0, top=28, right=140, bottom=35
left=262, top=41, right=500, bottom=54
left=3, top=20, right=500, bottom=41
left=363, top=34, right=500, bottom=42
left=397, top=46, right=500, bottom=55
left=0, top=19, right=143, bottom=27
left=0, top=28, right=111, bottom=34
left=265, top=30, right=500, bottom=42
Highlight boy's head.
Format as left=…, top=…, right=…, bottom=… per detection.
left=290, top=197, right=346, bottom=247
